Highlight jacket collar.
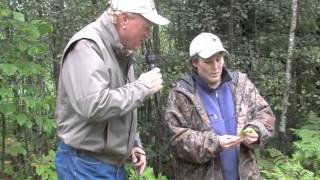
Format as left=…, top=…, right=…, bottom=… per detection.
left=93, top=11, right=131, bottom=57
left=178, top=68, right=232, bottom=93
left=192, top=68, right=232, bottom=92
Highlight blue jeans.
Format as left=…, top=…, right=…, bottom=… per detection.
left=55, top=142, right=126, bottom=180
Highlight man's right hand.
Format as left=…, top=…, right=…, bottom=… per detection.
left=138, top=67, right=163, bottom=93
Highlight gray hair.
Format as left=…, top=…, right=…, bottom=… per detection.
left=106, top=8, right=140, bottom=24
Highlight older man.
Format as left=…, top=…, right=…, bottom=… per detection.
left=54, top=0, right=169, bottom=179
left=165, top=33, right=275, bottom=180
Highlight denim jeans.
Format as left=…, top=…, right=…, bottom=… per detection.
left=55, top=142, right=126, bottom=180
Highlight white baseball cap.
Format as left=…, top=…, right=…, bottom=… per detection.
left=189, top=33, right=229, bottom=59
left=110, top=0, right=170, bottom=25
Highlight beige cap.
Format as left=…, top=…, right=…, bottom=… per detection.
left=110, top=0, right=170, bottom=25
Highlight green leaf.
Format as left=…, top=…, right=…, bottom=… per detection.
left=22, top=24, right=41, bottom=40
left=25, top=120, right=33, bottom=129
left=35, top=116, right=44, bottom=127
left=0, top=88, right=12, bottom=97
left=13, top=12, right=25, bottom=22
left=48, top=150, right=56, bottom=158
left=43, top=118, right=54, bottom=133
left=18, top=62, right=32, bottom=76
left=18, top=42, right=28, bottom=51
left=0, top=32, right=4, bottom=40
left=7, top=141, right=26, bottom=156
left=0, top=103, right=15, bottom=114
left=34, top=21, right=53, bottom=34
left=0, top=63, right=18, bottom=76
left=27, top=46, right=40, bottom=56
left=42, top=173, right=49, bottom=179
left=19, top=62, right=44, bottom=75
left=36, top=166, right=45, bottom=175
left=25, top=97, right=37, bottom=109
left=17, top=113, right=28, bottom=126
left=28, top=27, right=40, bottom=39
left=0, top=8, right=11, bottom=18
left=30, top=63, right=44, bottom=74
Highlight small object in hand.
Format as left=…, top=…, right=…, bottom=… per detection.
left=134, top=151, right=146, bottom=156
left=240, top=127, right=257, bottom=137
left=219, top=135, right=243, bottom=149
left=132, top=151, right=145, bottom=164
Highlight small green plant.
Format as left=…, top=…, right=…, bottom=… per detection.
left=31, top=150, right=57, bottom=180
left=291, top=112, right=320, bottom=176
left=259, top=112, right=320, bottom=180
left=126, top=165, right=168, bottom=180
left=259, top=148, right=317, bottom=180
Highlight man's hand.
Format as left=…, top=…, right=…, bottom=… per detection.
left=131, top=147, right=146, bottom=175
left=138, top=68, right=163, bottom=93
left=219, top=135, right=243, bottom=149
left=240, top=127, right=259, bottom=145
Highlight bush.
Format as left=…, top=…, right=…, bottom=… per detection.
left=126, top=165, right=168, bottom=180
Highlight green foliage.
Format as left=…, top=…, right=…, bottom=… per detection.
left=294, top=47, right=320, bottom=114
left=5, top=137, right=27, bottom=157
left=259, top=113, right=320, bottom=179
left=126, top=165, right=168, bottom=180
left=291, top=112, right=320, bottom=176
left=0, top=4, right=56, bottom=179
left=259, top=148, right=317, bottom=180
left=31, top=150, right=57, bottom=180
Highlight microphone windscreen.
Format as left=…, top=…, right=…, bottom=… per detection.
left=145, top=51, right=157, bottom=70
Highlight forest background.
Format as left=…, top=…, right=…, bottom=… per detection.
left=0, top=0, right=319, bottom=179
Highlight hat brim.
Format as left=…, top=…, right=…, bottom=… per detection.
left=141, top=13, right=170, bottom=25
left=198, top=48, right=229, bottom=59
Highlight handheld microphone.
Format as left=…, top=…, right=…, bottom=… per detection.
left=144, top=50, right=162, bottom=116
left=145, top=51, right=157, bottom=71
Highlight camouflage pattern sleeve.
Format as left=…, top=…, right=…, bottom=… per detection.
left=164, top=88, right=221, bottom=164
left=236, top=72, right=276, bottom=149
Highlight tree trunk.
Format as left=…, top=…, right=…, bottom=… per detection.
left=52, top=0, right=65, bottom=91
left=279, top=0, right=299, bottom=154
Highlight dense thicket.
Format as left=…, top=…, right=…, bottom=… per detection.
left=0, top=0, right=319, bottom=179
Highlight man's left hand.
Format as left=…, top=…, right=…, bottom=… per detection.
left=131, top=147, right=146, bottom=175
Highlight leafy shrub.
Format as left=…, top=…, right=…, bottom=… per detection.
left=126, top=165, right=168, bottom=180
left=31, top=150, right=57, bottom=180
left=291, top=112, right=320, bottom=176
left=259, top=148, right=317, bottom=180
left=259, top=112, right=320, bottom=179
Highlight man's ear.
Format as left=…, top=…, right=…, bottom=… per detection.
left=119, top=12, right=129, bottom=28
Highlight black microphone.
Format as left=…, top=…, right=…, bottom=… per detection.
left=144, top=51, right=162, bottom=117
left=145, top=51, right=157, bottom=71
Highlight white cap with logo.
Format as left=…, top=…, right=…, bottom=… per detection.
left=189, top=32, right=229, bottom=59
left=110, top=0, right=170, bottom=25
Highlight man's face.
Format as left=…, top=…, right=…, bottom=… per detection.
left=192, top=53, right=225, bottom=88
left=118, top=13, right=152, bottom=51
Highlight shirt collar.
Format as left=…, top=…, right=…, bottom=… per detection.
left=94, top=11, right=132, bottom=57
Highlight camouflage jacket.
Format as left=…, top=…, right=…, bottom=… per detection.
left=164, top=70, right=275, bottom=180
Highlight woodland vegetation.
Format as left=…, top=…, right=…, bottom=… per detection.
left=0, top=0, right=319, bottom=179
